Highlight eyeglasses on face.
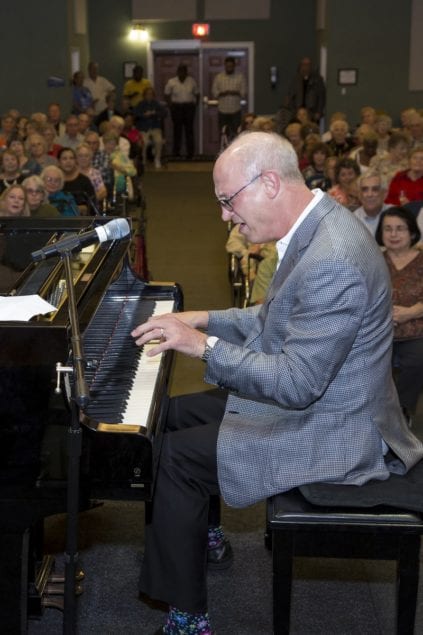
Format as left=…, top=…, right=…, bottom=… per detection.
left=382, top=224, right=409, bottom=233
left=26, top=188, right=44, bottom=195
left=216, top=173, right=261, bottom=212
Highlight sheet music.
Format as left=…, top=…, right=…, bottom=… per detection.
left=0, top=295, right=57, bottom=321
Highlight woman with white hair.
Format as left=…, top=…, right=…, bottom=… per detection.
left=23, top=133, right=57, bottom=175
left=22, top=175, right=59, bottom=217
left=40, top=165, right=79, bottom=216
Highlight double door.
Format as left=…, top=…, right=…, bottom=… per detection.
left=150, top=41, right=253, bottom=158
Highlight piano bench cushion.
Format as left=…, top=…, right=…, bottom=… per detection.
left=299, top=458, right=423, bottom=513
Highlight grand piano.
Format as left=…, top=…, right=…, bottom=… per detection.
left=0, top=216, right=183, bottom=632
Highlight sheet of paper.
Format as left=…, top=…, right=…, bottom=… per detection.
left=0, top=295, right=57, bottom=322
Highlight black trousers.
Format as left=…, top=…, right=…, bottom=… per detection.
left=170, top=103, right=196, bottom=158
left=218, top=111, right=241, bottom=142
left=393, top=338, right=423, bottom=413
left=140, top=389, right=227, bottom=613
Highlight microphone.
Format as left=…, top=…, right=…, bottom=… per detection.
left=31, top=218, right=131, bottom=262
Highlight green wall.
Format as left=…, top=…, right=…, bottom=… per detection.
left=324, top=0, right=423, bottom=125
left=0, top=0, right=71, bottom=114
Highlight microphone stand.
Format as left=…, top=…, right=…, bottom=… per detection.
left=60, top=248, right=90, bottom=635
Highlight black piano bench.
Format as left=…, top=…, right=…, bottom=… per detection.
left=267, top=461, right=423, bottom=635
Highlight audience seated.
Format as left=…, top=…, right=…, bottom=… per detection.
left=321, top=111, right=348, bottom=142
left=385, top=147, right=423, bottom=206
left=249, top=246, right=278, bottom=305
left=226, top=224, right=275, bottom=280
left=251, top=116, right=275, bottom=132
left=58, top=146, right=96, bottom=215
left=408, top=112, right=423, bottom=148
left=42, top=124, right=62, bottom=158
left=75, top=142, right=107, bottom=204
left=7, top=138, right=28, bottom=168
left=94, top=91, right=122, bottom=129
left=349, top=129, right=379, bottom=174
left=102, top=131, right=137, bottom=200
left=327, top=157, right=361, bottom=210
left=302, top=141, right=332, bottom=190
left=22, top=175, right=60, bottom=217
left=284, top=122, right=308, bottom=170
left=239, top=112, right=256, bottom=132
left=0, top=184, right=29, bottom=216
left=375, top=113, right=393, bottom=154
left=0, top=149, right=24, bottom=193
left=358, top=105, right=377, bottom=129
left=353, top=171, right=390, bottom=237
left=40, top=164, right=79, bottom=216
left=369, top=132, right=410, bottom=187
left=58, top=115, right=84, bottom=150
left=22, top=133, right=57, bottom=175
left=326, top=119, right=355, bottom=156
left=375, top=207, right=423, bottom=421
left=0, top=114, right=17, bottom=148
left=46, top=102, right=65, bottom=140
left=84, top=130, right=113, bottom=194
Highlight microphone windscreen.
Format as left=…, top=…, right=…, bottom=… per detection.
left=98, top=218, right=131, bottom=243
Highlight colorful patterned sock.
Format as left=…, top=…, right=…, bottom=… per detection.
left=163, top=606, right=213, bottom=634
left=207, top=524, right=224, bottom=549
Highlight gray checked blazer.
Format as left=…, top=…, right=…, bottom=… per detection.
left=205, top=194, right=423, bottom=508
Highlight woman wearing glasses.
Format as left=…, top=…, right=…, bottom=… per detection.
left=376, top=207, right=423, bottom=420
left=22, top=175, right=59, bottom=217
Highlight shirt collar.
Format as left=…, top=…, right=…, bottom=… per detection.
left=276, top=188, right=325, bottom=264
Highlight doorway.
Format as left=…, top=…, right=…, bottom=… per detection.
left=149, top=40, right=254, bottom=158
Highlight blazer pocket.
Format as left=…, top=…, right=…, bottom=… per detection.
left=264, top=412, right=348, bottom=491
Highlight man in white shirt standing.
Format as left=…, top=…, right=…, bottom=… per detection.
left=83, top=61, right=115, bottom=115
left=164, top=64, right=199, bottom=160
left=212, top=56, right=246, bottom=142
left=354, top=171, right=390, bottom=237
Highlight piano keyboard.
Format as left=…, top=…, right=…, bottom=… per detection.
left=82, top=292, right=175, bottom=433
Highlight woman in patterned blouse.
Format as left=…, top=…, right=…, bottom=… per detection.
left=376, top=207, right=423, bottom=419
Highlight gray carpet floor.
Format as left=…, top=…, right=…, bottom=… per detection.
left=28, top=164, right=423, bottom=634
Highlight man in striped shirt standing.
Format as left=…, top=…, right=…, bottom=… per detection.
left=212, top=56, right=246, bottom=143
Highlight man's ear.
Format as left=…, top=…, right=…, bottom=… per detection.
left=261, top=170, right=280, bottom=199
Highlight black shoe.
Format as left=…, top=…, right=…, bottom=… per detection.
left=207, top=538, right=233, bottom=570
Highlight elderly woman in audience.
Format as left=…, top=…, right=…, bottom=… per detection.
left=385, top=146, right=423, bottom=206
left=326, top=118, right=355, bottom=156
left=0, top=184, right=29, bottom=216
left=23, top=133, right=57, bottom=175
left=22, top=175, right=59, bottom=217
left=349, top=129, right=379, bottom=174
left=328, top=157, right=361, bottom=210
left=75, top=142, right=107, bottom=203
left=370, top=132, right=410, bottom=186
left=58, top=147, right=96, bottom=215
left=375, top=207, right=423, bottom=420
left=0, top=149, right=24, bottom=194
left=85, top=130, right=112, bottom=187
left=40, top=165, right=79, bottom=216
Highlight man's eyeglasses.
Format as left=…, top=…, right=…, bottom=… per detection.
left=216, top=173, right=261, bottom=212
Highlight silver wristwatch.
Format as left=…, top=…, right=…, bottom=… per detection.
left=201, top=336, right=219, bottom=362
